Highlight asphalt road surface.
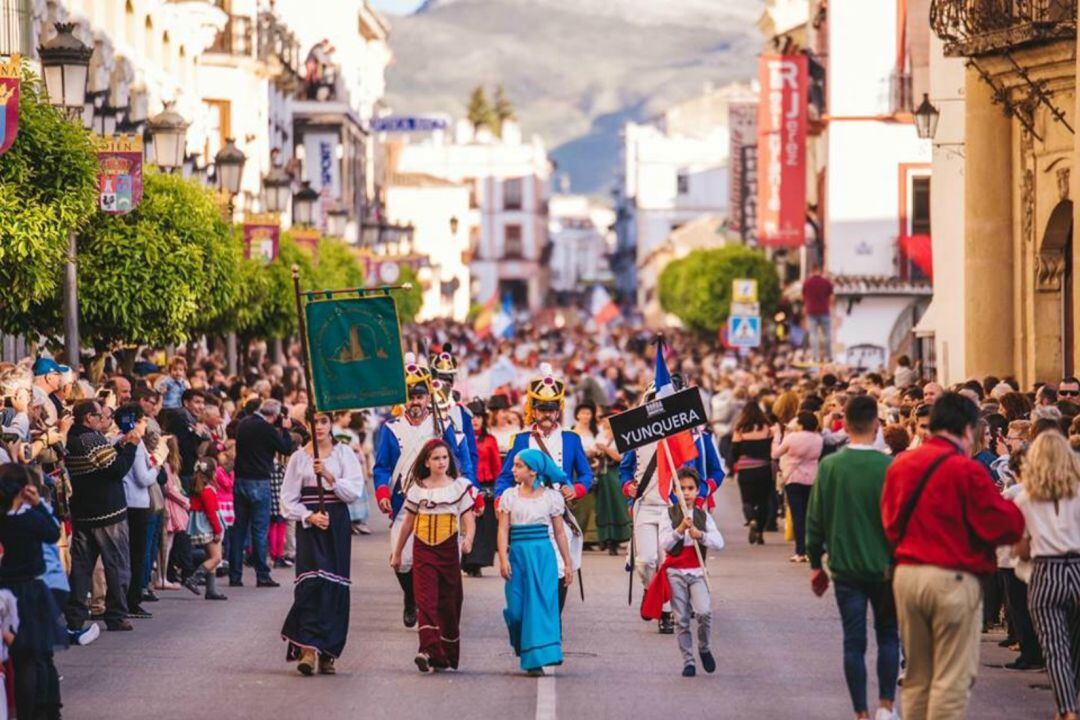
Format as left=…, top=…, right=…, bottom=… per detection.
left=57, top=483, right=1050, bottom=719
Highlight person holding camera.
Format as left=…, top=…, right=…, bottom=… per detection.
left=63, top=399, right=145, bottom=633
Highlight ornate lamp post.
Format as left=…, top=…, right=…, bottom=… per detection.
left=913, top=93, right=940, bottom=140
left=292, top=181, right=319, bottom=227
left=327, top=205, right=348, bottom=239
left=261, top=163, right=292, bottom=214
left=215, top=137, right=246, bottom=209
left=147, top=102, right=189, bottom=172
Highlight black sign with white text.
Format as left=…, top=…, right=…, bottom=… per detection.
left=608, top=387, right=708, bottom=454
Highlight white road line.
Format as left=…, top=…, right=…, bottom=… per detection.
left=535, top=666, right=557, bottom=720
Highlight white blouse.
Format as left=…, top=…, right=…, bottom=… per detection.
left=404, top=477, right=476, bottom=516
left=499, top=485, right=568, bottom=577
left=1014, top=489, right=1080, bottom=557
left=281, top=443, right=365, bottom=524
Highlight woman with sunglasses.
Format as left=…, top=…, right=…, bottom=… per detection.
left=280, top=412, right=365, bottom=677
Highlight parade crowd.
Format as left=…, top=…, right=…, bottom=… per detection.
left=2, top=320, right=1080, bottom=720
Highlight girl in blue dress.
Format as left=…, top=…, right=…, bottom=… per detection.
left=497, top=449, right=573, bottom=676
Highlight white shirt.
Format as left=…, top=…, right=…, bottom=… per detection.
left=281, top=444, right=365, bottom=525
left=527, top=426, right=563, bottom=467
left=659, top=509, right=725, bottom=577
left=499, top=485, right=568, bottom=577
left=1014, top=489, right=1080, bottom=557
left=404, top=477, right=476, bottom=516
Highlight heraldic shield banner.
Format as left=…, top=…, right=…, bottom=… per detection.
left=0, top=55, right=21, bottom=157
left=304, top=294, right=406, bottom=411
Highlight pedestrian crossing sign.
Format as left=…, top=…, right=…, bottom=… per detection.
left=728, top=315, right=761, bottom=348
left=732, top=279, right=758, bottom=303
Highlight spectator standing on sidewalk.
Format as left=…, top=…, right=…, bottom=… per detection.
left=64, top=400, right=144, bottom=633
left=806, top=395, right=899, bottom=720
left=230, top=399, right=294, bottom=588
left=882, top=392, right=1025, bottom=720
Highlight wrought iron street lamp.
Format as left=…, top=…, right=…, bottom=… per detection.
left=293, top=181, right=319, bottom=226
left=147, top=102, right=189, bottom=171
left=38, top=23, right=92, bottom=116
left=914, top=93, right=940, bottom=140
left=261, top=164, right=292, bottom=213
left=215, top=138, right=246, bottom=197
left=327, top=205, right=348, bottom=239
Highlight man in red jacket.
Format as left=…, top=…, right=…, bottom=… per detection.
left=882, top=392, right=1025, bottom=720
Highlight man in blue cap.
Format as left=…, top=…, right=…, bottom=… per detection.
left=33, top=357, right=71, bottom=425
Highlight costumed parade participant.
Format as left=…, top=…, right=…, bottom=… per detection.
left=280, top=411, right=365, bottom=676
left=374, top=354, right=475, bottom=627
left=390, top=439, right=477, bottom=672
left=641, top=468, right=724, bottom=677
left=498, top=448, right=574, bottom=676
left=495, top=363, right=593, bottom=610
left=621, top=357, right=723, bottom=633
left=462, top=399, right=501, bottom=577
left=429, top=344, right=479, bottom=481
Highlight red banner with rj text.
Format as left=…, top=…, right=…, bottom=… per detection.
left=756, top=54, right=807, bottom=248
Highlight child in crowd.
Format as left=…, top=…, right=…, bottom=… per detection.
left=391, top=439, right=476, bottom=673
left=158, top=357, right=190, bottom=410
left=497, top=448, right=574, bottom=677
left=214, top=441, right=236, bottom=576
left=0, top=465, right=67, bottom=720
left=185, top=458, right=227, bottom=600
left=647, top=468, right=725, bottom=677
left=158, top=437, right=189, bottom=591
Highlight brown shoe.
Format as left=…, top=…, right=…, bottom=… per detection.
left=318, top=655, right=336, bottom=675
left=297, top=648, right=316, bottom=676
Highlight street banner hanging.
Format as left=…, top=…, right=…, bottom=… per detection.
left=0, top=55, right=20, bottom=157
left=243, top=213, right=281, bottom=264
left=304, top=294, right=406, bottom=411
left=292, top=227, right=320, bottom=256
left=757, top=53, right=807, bottom=248
left=608, top=386, right=708, bottom=455
left=95, top=134, right=144, bottom=214
left=728, top=101, right=757, bottom=240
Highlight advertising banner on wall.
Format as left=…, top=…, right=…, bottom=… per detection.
left=0, top=55, right=20, bottom=158
left=292, top=227, right=320, bottom=256
left=243, top=213, right=280, bottom=264
left=95, top=134, right=144, bottom=215
left=756, top=53, right=807, bottom=248
left=303, top=131, right=341, bottom=234
left=728, top=102, right=757, bottom=240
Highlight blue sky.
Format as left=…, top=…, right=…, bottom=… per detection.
left=370, top=0, right=425, bottom=14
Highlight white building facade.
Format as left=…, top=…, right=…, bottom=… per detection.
left=547, top=194, right=614, bottom=302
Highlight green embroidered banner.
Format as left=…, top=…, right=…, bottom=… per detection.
left=304, top=294, right=406, bottom=411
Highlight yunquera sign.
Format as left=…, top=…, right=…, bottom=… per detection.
left=608, top=387, right=708, bottom=455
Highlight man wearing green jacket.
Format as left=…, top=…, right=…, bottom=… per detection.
left=806, top=394, right=899, bottom=720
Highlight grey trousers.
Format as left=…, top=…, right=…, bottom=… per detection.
left=65, top=520, right=131, bottom=628
left=667, top=568, right=712, bottom=666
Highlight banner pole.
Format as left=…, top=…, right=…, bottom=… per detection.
left=662, top=437, right=710, bottom=593
left=292, top=265, right=325, bottom=513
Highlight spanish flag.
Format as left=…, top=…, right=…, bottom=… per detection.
left=474, top=291, right=499, bottom=337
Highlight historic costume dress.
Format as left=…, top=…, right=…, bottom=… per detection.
left=500, top=484, right=565, bottom=672
left=280, top=443, right=364, bottom=661
left=403, top=477, right=476, bottom=669
left=593, top=429, right=631, bottom=547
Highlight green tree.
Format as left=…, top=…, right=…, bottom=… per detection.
left=492, top=84, right=515, bottom=137
left=466, top=85, right=496, bottom=133
left=238, top=234, right=315, bottom=340
left=77, top=171, right=242, bottom=351
left=0, top=63, right=98, bottom=341
left=392, top=264, right=423, bottom=324
left=312, top=237, right=366, bottom=291
left=658, top=246, right=780, bottom=334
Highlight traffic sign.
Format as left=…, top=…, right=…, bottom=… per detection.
left=369, top=116, right=448, bottom=133
left=730, top=301, right=760, bottom=317
left=728, top=315, right=761, bottom=348
left=733, top=278, right=758, bottom=303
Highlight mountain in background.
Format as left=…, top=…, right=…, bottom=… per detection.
left=384, top=0, right=761, bottom=195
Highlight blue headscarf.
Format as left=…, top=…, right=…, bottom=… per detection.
left=518, top=448, right=567, bottom=489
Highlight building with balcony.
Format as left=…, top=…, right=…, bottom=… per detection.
left=547, top=194, right=615, bottom=304
left=927, top=0, right=1078, bottom=384
left=393, top=119, right=552, bottom=310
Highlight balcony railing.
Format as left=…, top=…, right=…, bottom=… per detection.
left=208, top=14, right=254, bottom=56
left=930, top=0, right=1077, bottom=56
left=258, top=12, right=303, bottom=80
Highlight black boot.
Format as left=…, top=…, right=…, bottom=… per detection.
left=659, top=611, right=674, bottom=634
left=204, top=572, right=228, bottom=600
left=396, top=571, right=417, bottom=628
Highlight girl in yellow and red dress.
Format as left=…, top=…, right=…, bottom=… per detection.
left=390, top=439, right=476, bottom=672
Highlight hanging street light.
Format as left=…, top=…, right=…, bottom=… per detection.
left=147, top=101, right=189, bottom=171
left=327, top=204, right=348, bottom=239
left=261, top=163, right=293, bottom=214
left=913, top=93, right=940, bottom=140
left=38, top=22, right=93, bottom=118
left=293, top=181, right=319, bottom=227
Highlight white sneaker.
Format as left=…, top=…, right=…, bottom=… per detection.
left=70, top=622, right=100, bottom=646
left=874, top=708, right=899, bottom=720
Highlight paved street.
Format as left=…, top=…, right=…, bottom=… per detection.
left=58, top=484, right=1049, bottom=719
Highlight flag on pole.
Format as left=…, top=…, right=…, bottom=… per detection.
left=590, top=285, right=620, bottom=326
left=474, top=291, right=499, bottom=337
left=652, top=340, right=697, bottom=498
left=492, top=295, right=514, bottom=339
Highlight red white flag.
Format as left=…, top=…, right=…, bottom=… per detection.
left=757, top=53, right=807, bottom=248
left=657, top=431, right=698, bottom=501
